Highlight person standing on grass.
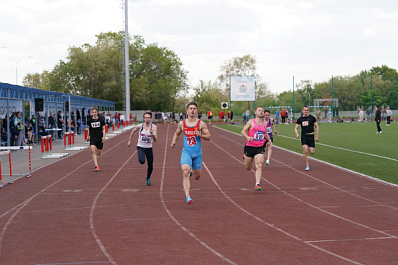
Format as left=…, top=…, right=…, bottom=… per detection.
left=375, top=106, right=382, bottom=134
left=241, top=106, right=272, bottom=191
left=170, top=101, right=211, bottom=205
left=127, top=112, right=158, bottom=186
left=315, top=108, right=321, bottom=125
left=87, top=107, right=106, bottom=172
left=386, top=106, right=392, bottom=126
left=263, top=109, right=277, bottom=166
left=294, top=105, right=319, bottom=171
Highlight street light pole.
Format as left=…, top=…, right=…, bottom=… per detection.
left=16, top=56, right=32, bottom=85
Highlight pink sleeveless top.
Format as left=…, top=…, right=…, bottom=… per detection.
left=246, top=118, right=266, bottom=147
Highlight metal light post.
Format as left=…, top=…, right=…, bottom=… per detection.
left=16, top=56, right=32, bottom=85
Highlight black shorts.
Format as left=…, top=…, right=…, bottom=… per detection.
left=208, top=116, right=213, bottom=120
left=90, top=137, right=103, bottom=150
left=301, top=134, right=315, bottom=148
left=263, top=137, right=274, bottom=147
left=244, top=145, right=264, bottom=158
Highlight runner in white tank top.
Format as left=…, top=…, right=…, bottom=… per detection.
left=127, top=112, right=158, bottom=186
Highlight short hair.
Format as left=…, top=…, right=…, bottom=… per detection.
left=302, top=106, right=309, bottom=110
left=255, top=106, right=264, bottom=111
left=92, top=106, right=99, bottom=112
left=143, top=111, right=152, bottom=118
left=187, top=101, right=197, bottom=109
left=264, top=109, right=270, bottom=114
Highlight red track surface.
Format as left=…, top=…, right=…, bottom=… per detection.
left=0, top=124, right=397, bottom=265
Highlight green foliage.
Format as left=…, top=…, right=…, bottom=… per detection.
left=387, top=81, right=398, bottom=108
left=24, top=32, right=188, bottom=111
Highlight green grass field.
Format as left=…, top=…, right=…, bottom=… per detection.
left=215, top=121, right=398, bottom=185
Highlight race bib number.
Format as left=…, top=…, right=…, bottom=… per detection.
left=140, top=134, right=151, bottom=143
left=266, top=127, right=272, bottom=134
left=186, top=136, right=197, bottom=146
left=302, top=121, right=309, bottom=126
left=253, top=131, right=265, bottom=141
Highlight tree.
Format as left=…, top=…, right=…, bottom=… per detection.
left=296, top=80, right=314, bottom=107
left=24, top=32, right=188, bottom=111
left=387, top=81, right=398, bottom=109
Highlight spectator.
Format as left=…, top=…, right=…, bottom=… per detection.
left=386, top=106, right=392, bottom=126
left=13, top=112, right=25, bottom=146
left=57, top=111, right=64, bottom=139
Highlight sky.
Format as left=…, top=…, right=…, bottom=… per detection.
left=1, top=0, right=398, bottom=95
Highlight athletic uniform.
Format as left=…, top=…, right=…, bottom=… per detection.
left=263, top=119, right=274, bottom=147
left=296, top=114, right=316, bottom=147
left=88, top=116, right=105, bottom=149
left=180, top=119, right=202, bottom=170
left=244, top=119, right=266, bottom=157
left=137, top=124, right=154, bottom=180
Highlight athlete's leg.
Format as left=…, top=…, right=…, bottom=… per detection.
left=137, top=146, right=146, bottom=164
left=91, top=145, right=98, bottom=167
left=309, top=147, right=315, bottom=155
left=191, top=154, right=203, bottom=180
left=181, top=164, right=191, bottom=197
left=267, top=144, right=272, bottom=161
left=244, top=156, right=254, bottom=170
left=302, top=145, right=309, bottom=167
left=146, top=148, right=154, bottom=179
left=254, top=153, right=264, bottom=184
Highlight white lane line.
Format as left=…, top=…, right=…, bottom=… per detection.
left=159, top=124, right=237, bottom=265
left=214, top=126, right=398, bottom=189
left=202, top=162, right=363, bottom=265
left=0, top=138, right=128, bottom=259
left=305, top=236, right=395, bottom=243
left=89, top=150, right=136, bottom=265
left=278, top=134, right=398, bottom=162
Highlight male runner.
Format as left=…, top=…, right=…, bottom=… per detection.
left=87, top=107, right=106, bottom=172
left=127, top=112, right=158, bottom=186
left=171, top=102, right=211, bottom=205
left=294, top=105, right=319, bottom=171
left=263, top=109, right=277, bottom=165
left=241, top=106, right=272, bottom=191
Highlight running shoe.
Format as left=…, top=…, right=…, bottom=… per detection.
left=147, top=178, right=151, bottom=186
left=254, top=184, right=262, bottom=191
left=186, top=196, right=193, bottom=205
left=242, top=154, right=245, bottom=160
left=190, top=171, right=193, bottom=177
left=94, top=166, right=100, bottom=172
left=266, top=160, right=270, bottom=165
left=305, top=166, right=310, bottom=171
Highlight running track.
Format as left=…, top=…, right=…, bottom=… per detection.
left=0, top=124, right=397, bottom=265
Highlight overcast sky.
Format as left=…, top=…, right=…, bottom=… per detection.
left=1, top=0, right=397, bottom=95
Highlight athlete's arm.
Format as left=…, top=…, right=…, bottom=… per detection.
left=199, top=121, right=211, bottom=141
left=127, top=124, right=140, bottom=147
left=271, top=118, right=277, bottom=136
left=314, top=121, right=319, bottom=142
left=151, top=124, right=158, bottom=142
left=170, top=121, right=183, bottom=149
left=294, top=123, right=300, bottom=139
left=241, top=120, right=254, bottom=142
left=102, top=125, right=106, bottom=143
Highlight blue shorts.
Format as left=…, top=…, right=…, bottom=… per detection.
left=180, top=149, right=202, bottom=170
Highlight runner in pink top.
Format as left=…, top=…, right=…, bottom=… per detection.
left=241, top=106, right=272, bottom=191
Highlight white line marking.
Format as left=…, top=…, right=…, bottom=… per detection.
left=305, top=236, right=395, bottom=243
left=0, top=138, right=127, bottom=258
left=202, top=162, right=363, bottom=265
left=282, top=133, right=398, bottom=162
left=159, top=124, right=237, bottom=265
left=89, top=150, right=136, bottom=265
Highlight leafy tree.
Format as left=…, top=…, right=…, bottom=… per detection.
left=296, top=80, right=314, bottom=107
left=387, top=81, right=398, bottom=109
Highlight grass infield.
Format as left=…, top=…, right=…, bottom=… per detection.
left=215, top=121, right=398, bottom=185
